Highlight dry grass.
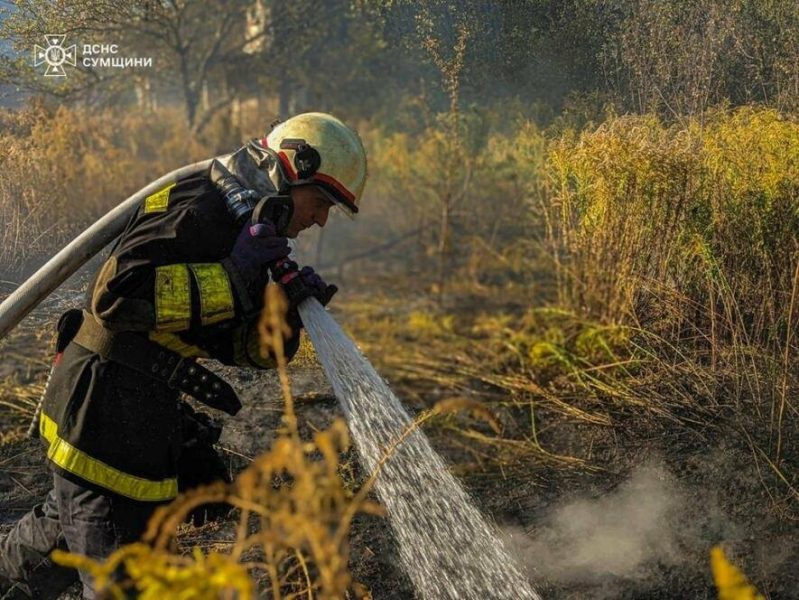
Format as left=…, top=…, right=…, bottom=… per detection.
left=336, top=109, right=798, bottom=516
left=0, top=308, right=53, bottom=440
left=547, top=108, right=799, bottom=478
left=336, top=288, right=593, bottom=475
left=0, top=103, right=211, bottom=274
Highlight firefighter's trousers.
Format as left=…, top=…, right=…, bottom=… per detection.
left=0, top=473, right=157, bottom=599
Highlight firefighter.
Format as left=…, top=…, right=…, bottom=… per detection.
left=0, top=112, right=367, bottom=599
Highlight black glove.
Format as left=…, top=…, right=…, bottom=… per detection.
left=178, top=408, right=231, bottom=527
left=298, top=266, right=338, bottom=306
left=272, top=261, right=338, bottom=308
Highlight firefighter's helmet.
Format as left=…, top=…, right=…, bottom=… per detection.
left=262, top=112, right=367, bottom=216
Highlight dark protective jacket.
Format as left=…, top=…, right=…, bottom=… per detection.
left=39, top=168, right=298, bottom=502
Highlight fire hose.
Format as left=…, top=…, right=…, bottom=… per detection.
left=0, top=159, right=219, bottom=341
left=0, top=159, right=220, bottom=436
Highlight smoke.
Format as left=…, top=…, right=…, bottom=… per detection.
left=503, top=461, right=690, bottom=587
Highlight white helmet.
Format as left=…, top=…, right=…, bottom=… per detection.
left=261, top=112, right=367, bottom=215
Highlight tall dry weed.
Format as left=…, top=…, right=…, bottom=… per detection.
left=546, top=106, right=799, bottom=461
left=547, top=107, right=799, bottom=350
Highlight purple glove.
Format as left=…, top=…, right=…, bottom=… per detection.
left=228, top=222, right=290, bottom=288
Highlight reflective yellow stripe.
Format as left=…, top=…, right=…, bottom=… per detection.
left=154, top=264, right=191, bottom=331
left=189, top=263, right=235, bottom=326
left=39, top=412, right=177, bottom=502
left=144, top=182, right=176, bottom=213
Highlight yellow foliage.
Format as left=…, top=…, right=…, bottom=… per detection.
left=527, top=341, right=568, bottom=371
left=291, top=334, right=320, bottom=367
left=0, top=103, right=210, bottom=271
left=469, top=313, right=514, bottom=338
left=573, top=325, right=630, bottom=364
left=700, top=108, right=799, bottom=200
left=711, top=546, right=765, bottom=600
left=547, top=106, right=799, bottom=352
left=358, top=116, right=546, bottom=275
left=407, top=311, right=454, bottom=336
left=53, top=544, right=252, bottom=600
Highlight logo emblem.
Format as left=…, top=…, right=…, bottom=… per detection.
left=33, top=35, right=77, bottom=77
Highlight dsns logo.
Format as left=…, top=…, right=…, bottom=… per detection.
left=33, top=34, right=77, bottom=77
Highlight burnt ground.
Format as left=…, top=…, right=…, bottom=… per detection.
left=1, top=299, right=798, bottom=598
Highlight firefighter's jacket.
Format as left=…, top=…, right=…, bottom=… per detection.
left=39, top=170, right=298, bottom=502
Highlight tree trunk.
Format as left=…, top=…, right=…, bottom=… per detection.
left=178, top=47, right=198, bottom=128
left=230, top=95, right=243, bottom=142
left=134, top=75, right=155, bottom=112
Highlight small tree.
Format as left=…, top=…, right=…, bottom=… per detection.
left=418, top=16, right=471, bottom=303
left=1, top=0, right=266, bottom=134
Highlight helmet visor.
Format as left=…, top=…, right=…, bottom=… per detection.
left=315, top=182, right=359, bottom=217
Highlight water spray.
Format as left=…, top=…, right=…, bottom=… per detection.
left=299, top=299, right=540, bottom=599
